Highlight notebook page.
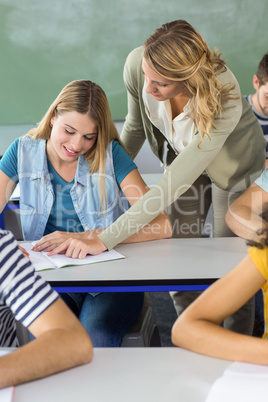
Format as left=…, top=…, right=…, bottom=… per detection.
left=21, top=243, right=57, bottom=270
left=21, top=242, right=125, bottom=271
left=205, top=361, right=268, bottom=402
left=43, top=248, right=125, bottom=269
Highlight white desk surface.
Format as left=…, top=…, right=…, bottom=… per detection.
left=38, top=237, right=248, bottom=292
left=13, top=347, right=231, bottom=402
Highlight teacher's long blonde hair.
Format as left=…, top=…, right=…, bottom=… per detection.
left=143, top=20, right=237, bottom=145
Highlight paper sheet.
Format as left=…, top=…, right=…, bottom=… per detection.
left=21, top=242, right=125, bottom=271
left=206, top=361, right=268, bottom=402
left=0, top=351, right=15, bottom=401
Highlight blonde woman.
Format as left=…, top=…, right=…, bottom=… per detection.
left=41, top=21, right=265, bottom=334
left=0, top=80, right=171, bottom=346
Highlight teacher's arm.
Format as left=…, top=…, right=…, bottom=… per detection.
left=118, top=168, right=172, bottom=243
left=48, top=169, right=172, bottom=259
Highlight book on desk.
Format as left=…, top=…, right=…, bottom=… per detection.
left=22, top=242, right=125, bottom=272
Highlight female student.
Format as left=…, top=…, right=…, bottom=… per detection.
left=46, top=20, right=265, bottom=335
left=171, top=207, right=268, bottom=365
left=0, top=79, right=172, bottom=347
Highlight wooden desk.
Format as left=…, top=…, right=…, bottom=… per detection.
left=13, top=347, right=231, bottom=402
left=39, top=237, right=248, bottom=293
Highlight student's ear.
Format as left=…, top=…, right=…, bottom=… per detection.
left=50, top=110, right=57, bottom=127
left=253, top=75, right=260, bottom=91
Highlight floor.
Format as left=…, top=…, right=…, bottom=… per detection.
left=150, top=292, right=178, bottom=347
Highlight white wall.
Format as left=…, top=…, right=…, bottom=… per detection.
left=0, top=124, right=35, bottom=156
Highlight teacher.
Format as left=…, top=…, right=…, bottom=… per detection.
left=54, top=20, right=266, bottom=335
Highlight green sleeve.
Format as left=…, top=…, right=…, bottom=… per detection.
left=120, top=47, right=146, bottom=160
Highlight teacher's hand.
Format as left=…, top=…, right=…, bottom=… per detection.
left=47, top=237, right=107, bottom=259
left=31, top=231, right=89, bottom=253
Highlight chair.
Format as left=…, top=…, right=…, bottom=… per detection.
left=0, top=201, right=23, bottom=240
left=121, top=292, right=161, bottom=347
left=15, top=320, right=30, bottom=346
left=16, top=293, right=161, bottom=347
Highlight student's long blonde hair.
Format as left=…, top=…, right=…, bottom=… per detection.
left=143, top=20, right=236, bottom=145
left=27, top=80, right=124, bottom=212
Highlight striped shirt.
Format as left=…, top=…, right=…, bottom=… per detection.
left=0, top=230, right=58, bottom=347
left=245, top=95, right=268, bottom=157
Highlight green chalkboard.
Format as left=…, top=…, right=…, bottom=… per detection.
left=0, top=0, right=267, bottom=124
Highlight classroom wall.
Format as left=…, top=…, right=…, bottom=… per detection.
left=0, top=0, right=267, bottom=170
left=1, top=0, right=268, bottom=125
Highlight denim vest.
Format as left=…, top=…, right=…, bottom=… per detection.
left=18, top=137, right=128, bottom=240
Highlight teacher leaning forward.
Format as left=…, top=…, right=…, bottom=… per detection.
left=98, top=20, right=265, bottom=334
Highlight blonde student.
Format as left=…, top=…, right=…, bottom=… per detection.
left=0, top=80, right=171, bottom=347
left=171, top=206, right=268, bottom=365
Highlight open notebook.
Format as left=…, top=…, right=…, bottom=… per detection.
left=22, top=242, right=125, bottom=272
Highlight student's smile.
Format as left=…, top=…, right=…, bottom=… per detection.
left=63, top=145, right=79, bottom=157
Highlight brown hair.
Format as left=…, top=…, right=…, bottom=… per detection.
left=247, top=203, right=268, bottom=249
left=256, top=52, right=268, bottom=86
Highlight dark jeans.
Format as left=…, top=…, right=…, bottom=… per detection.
left=61, top=292, right=144, bottom=347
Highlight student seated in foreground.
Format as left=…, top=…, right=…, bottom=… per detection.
left=0, top=229, right=93, bottom=389
left=171, top=205, right=268, bottom=365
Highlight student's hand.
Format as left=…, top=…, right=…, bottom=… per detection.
left=48, top=237, right=107, bottom=259
left=18, top=245, right=30, bottom=259
left=32, top=231, right=87, bottom=253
